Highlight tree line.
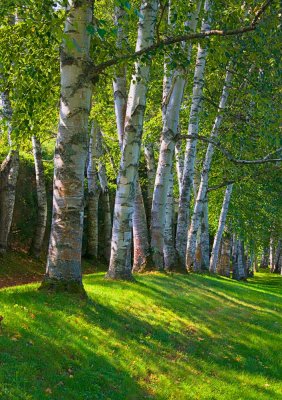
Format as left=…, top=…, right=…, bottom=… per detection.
left=0, top=0, right=281, bottom=294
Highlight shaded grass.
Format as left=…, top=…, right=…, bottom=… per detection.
left=0, top=270, right=281, bottom=399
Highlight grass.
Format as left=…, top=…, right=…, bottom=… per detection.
left=0, top=259, right=281, bottom=399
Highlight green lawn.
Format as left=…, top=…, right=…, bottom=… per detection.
left=0, top=269, right=281, bottom=399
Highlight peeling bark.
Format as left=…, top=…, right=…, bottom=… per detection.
left=0, top=89, right=19, bottom=255
left=43, top=0, right=93, bottom=291
left=163, top=166, right=178, bottom=271
left=150, top=1, right=202, bottom=270
left=30, top=135, right=48, bottom=258
left=132, top=180, right=151, bottom=272
left=107, top=0, right=158, bottom=280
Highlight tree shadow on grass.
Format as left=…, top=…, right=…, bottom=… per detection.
left=0, top=273, right=281, bottom=400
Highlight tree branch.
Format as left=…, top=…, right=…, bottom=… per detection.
left=178, top=134, right=282, bottom=165
left=89, top=0, right=273, bottom=78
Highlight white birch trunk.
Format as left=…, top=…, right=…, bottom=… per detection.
left=0, top=89, right=19, bottom=255
left=163, top=166, right=177, bottom=271
left=86, top=121, right=100, bottom=259
left=107, top=0, right=158, bottom=280
left=269, top=237, right=275, bottom=272
left=113, top=5, right=128, bottom=148
left=210, top=184, right=233, bottom=273
left=43, top=0, right=93, bottom=291
left=175, top=140, right=184, bottom=192
left=176, top=0, right=211, bottom=265
left=186, top=68, right=233, bottom=271
left=132, top=180, right=151, bottom=272
left=30, top=135, right=48, bottom=258
left=143, top=142, right=156, bottom=223
left=150, top=1, right=201, bottom=270
left=200, top=197, right=209, bottom=270
left=97, top=130, right=112, bottom=262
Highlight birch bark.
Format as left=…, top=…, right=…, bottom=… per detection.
left=269, top=237, right=275, bottom=272
left=132, top=180, right=151, bottom=272
left=0, top=89, right=19, bottom=255
left=176, top=0, right=210, bottom=266
left=97, top=130, right=112, bottom=262
left=107, top=0, right=158, bottom=280
left=150, top=1, right=202, bottom=270
left=143, top=142, right=156, bottom=224
left=217, top=237, right=231, bottom=277
left=30, top=135, right=48, bottom=258
left=43, top=0, right=93, bottom=292
left=86, top=121, right=100, bottom=259
left=163, top=166, right=177, bottom=271
left=113, top=5, right=128, bottom=148
left=209, top=184, right=233, bottom=272
left=186, top=68, right=233, bottom=271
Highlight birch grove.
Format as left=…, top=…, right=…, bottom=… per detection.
left=0, top=0, right=280, bottom=293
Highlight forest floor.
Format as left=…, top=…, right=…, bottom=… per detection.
left=0, top=252, right=281, bottom=400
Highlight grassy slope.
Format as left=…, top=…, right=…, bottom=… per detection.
left=0, top=270, right=281, bottom=400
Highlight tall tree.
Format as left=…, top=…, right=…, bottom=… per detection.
left=106, top=0, right=158, bottom=280
left=42, top=0, right=93, bottom=292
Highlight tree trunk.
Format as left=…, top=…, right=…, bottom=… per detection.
left=97, top=130, right=112, bottom=262
left=217, top=237, right=231, bottom=277
left=176, top=0, right=211, bottom=266
left=150, top=1, right=201, bottom=270
left=113, top=4, right=128, bottom=149
left=260, top=247, right=269, bottom=268
left=273, top=240, right=281, bottom=273
left=143, top=143, right=156, bottom=225
left=186, top=68, right=232, bottom=271
left=86, top=121, right=100, bottom=259
left=132, top=180, right=151, bottom=272
left=30, top=135, right=47, bottom=258
left=210, top=184, right=233, bottom=273
left=0, top=89, right=19, bottom=255
left=42, top=0, right=93, bottom=293
left=175, top=140, right=184, bottom=192
left=107, top=0, right=158, bottom=280
left=232, top=239, right=247, bottom=280
left=163, top=166, right=178, bottom=271
left=269, top=237, right=275, bottom=272
left=200, top=197, right=209, bottom=270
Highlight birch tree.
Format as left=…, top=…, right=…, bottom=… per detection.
left=150, top=0, right=202, bottom=270
left=210, top=183, right=233, bottom=273
left=86, top=121, right=100, bottom=259
left=176, top=0, right=211, bottom=266
left=42, top=0, right=93, bottom=292
left=0, top=89, right=19, bottom=255
left=29, top=135, right=47, bottom=258
left=186, top=67, right=233, bottom=270
left=106, top=0, right=158, bottom=280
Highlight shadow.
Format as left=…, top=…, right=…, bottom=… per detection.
left=0, top=271, right=281, bottom=399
